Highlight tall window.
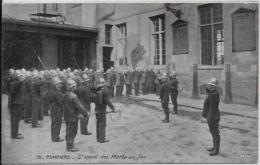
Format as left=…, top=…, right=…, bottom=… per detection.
left=199, top=4, right=224, bottom=65
left=105, top=24, right=113, bottom=45
left=117, top=23, right=127, bottom=65
left=52, top=4, right=58, bottom=12
left=150, top=14, right=166, bottom=65
left=172, top=20, right=189, bottom=54
left=43, top=4, right=47, bottom=13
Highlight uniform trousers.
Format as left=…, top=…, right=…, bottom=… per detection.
left=65, top=122, right=78, bottom=144
left=11, top=105, right=22, bottom=138
left=95, top=104, right=107, bottom=142
left=23, top=94, right=32, bottom=122
left=51, top=109, right=63, bottom=141
left=161, top=100, right=169, bottom=121
left=207, top=120, right=220, bottom=151
left=170, top=91, right=178, bottom=113
left=134, top=83, right=140, bottom=95
left=80, top=116, right=90, bottom=134
left=31, top=97, right=41, bottom=127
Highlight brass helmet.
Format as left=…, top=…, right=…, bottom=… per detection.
left=82, top=73, right=90, bottom=82
left=67, top=79, right=77, bottom=89
left=207, top=77, right=218, bottom=87
left=97, top=77, right=106, bottom=88
left=53, top=76, right=62, bottom=85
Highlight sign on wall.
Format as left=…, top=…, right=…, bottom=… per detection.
left=232, top=8, right=256, bottom=52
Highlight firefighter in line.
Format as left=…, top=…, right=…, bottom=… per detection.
left=46, top=76, right=65, bottom=142
left=9, top=70, right=25, bottom=139
left=63, top=79, right=89, bottom=152
left=75, top=73, right=92, bottom=136
left=94, top=78, right=116, bottom=143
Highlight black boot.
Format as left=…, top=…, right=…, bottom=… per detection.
left=209, top=139, right=220, bottom=156
left=207, top=139, right=215, bottom=152
left=66, top=143, right=79, bottom=152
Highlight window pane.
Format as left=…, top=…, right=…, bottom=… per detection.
left=152, top=18, right=159, bottom=32
left=200, top=5, right=211, bottom=24
left=213, top=4, right=223, bottom=23
left=201, top=26, right=213, bottom=65
left=161, top=16, right=165, bottom=31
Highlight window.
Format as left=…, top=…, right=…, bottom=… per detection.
left=105, top=24, right=113, bottom=45
left=52, top=4, right=58, bottom=12
left=150, top=14, right=166, bottom=65
left=116, top=23, right=127, bottom=65
left=199, top=4, right=224, bottom=65
left=172, top=20, right=188, bottom=54
left=232, top=8, right=256, bottom=52
left=43, top=4, right=47, bottom=13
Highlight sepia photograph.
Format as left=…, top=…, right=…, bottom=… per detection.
left=1, top=1, right=259, bottom=164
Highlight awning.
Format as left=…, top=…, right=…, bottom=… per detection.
left=2, top=18, right=99, bottom=38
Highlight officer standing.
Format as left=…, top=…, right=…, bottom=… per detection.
left=110, top=67, right=116, bottom=97
left=9, top=70, right=25, bottom=139
left=76, top=73, right=92, bottom=135
left=115, top=69, right=121, bottom=97
left=47, top=76, right=65, bottom=142
left=63, top=79, right=89, bottom=152
left=23, top=71, right=32, bottom=123
left=94, top=78, right=115, bottom=143
left=125, top=68, right=132, bottom=96
left=30, top=70, right=43, bottom=128
left=169, top=71, right=179, bottom=114
left=133, top=68, right=140, bottom=96
left=202, top=78, right=221, bottom=156
left=159, top=73, right=171, bottom=123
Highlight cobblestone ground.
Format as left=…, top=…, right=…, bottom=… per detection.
left=1, top=94, right=258, bottom=164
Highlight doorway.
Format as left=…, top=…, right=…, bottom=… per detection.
left=103, top=47, right=113, bottom=72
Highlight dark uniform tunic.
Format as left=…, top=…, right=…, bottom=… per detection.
left=30, top=78, right=43, bottom=127
left=169, top=77, right=179, bottom=114
left=133, top=70, right=140, bottom=96
left=140, top=71, right=146, bottom=95
left=116, top=72, right=124, bottom=96
left=23, top=78, right=32, bottom=123
left=125, top=71, right=132, bottom=96
left=40, top=81, right=51, bottom=116
left=76, top=83, right=91, bottom=134
left=160, top=81, right=171, bottom=121
left=9, top=79, right=24, bottom=138
left=47, top=85, right=64, bottom=141
left=202, top=88, right=221, bottom=153
left=63, top=91, right=88, bottom=145
left=94, top=87, right=115, bottom=142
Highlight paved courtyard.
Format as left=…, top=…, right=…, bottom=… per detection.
left=1, top=94, right=258, bottom=164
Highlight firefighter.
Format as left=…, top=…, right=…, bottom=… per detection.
left=63, top=79, right=89, bottom=152
left=169, top=71, right=179, bottom=114
left=94, top=78, right=115, bottom=143
left=9, top=70, right=25, bottom=139
left=202, top=78, right=221, bottom=156
left=47, top=76, right=65, bottom=142
left=159, top=73, right=171, bottom=123
left=76, top=73, right=92, bottom=135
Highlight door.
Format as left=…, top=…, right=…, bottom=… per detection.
left=103, top=47, right=113, bottom=72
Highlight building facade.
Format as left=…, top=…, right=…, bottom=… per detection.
left=2, top=3, right=258, bottom=105
left=95, top=3, right=258, bottom=105
left=2, top=4, right=98, bottom=70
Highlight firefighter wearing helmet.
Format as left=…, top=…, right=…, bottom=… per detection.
left=94, top=78, right=115, bottom=143
left=63, top=79, right=89, bottom=152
